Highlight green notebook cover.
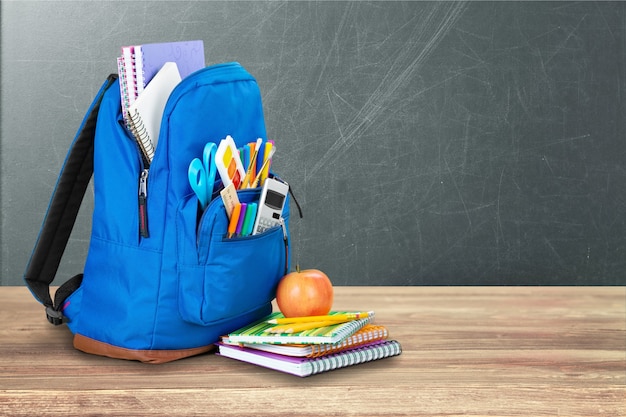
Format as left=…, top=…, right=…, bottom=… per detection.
left=227, top=311, right=375, bottom=345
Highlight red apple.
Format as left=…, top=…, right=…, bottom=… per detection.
left=276, top=267, right=334, bottom=317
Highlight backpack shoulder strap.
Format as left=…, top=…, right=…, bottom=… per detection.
left=23, top=74, right=118, bottom=325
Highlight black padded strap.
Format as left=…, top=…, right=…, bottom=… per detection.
left=23, top=74, right=117, bottom=324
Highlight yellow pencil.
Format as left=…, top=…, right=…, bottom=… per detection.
left=240, top=138, right=262, bottom=189
left=250, top=146, right=275, bottom=189
left=268, top=320, right=342, bottom=334
left=266, top=312, right=370, bottom=325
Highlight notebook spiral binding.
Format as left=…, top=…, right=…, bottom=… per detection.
left=127, top=108, right=155, bottom=163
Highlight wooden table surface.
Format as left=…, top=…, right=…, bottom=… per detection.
left=1, top=286, right=624, bottom=417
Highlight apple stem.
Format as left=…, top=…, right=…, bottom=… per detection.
left=296, top=263, right=301, bottom=273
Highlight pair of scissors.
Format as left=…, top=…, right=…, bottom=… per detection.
left=188, top=142, right=217, bottom=210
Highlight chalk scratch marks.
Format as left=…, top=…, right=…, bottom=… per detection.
left=306, top=2, right=468, bottom=181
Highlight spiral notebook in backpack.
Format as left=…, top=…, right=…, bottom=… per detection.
left=23, top=61, right=299, bottom=363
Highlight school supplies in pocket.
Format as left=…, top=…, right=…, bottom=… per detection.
left=23, top=61, right=298, bottom=363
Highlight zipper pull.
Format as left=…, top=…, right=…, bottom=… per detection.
left=138, top=169, right=150, bottom=238
left=280, top=217, right=288, bottom=241
left=280, top=217, right=289, bottom=275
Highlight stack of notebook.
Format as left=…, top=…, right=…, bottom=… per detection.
left=217, top=311, right=402, bottom=377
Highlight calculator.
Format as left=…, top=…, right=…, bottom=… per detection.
left=252, top=178, right=289, bottom=235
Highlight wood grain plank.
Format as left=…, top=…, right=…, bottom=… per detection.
left=1, top=286, right=624, bottom=416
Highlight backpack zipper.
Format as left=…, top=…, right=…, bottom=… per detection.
left=138, top=168, right=150, bottom=238
left=122, top=115, right=152, bottom=239
left=280, top=217, right=289, bottom=275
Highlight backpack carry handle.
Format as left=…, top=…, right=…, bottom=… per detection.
left=23, top=74, right=118, bottom=325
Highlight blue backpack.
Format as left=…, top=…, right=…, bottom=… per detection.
left=24, top=62, right=298, bottom=363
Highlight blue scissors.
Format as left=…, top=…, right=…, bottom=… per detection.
left=188, top=142, right=217, bottom=210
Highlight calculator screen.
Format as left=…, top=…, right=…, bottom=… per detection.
left=264, top=190, right=285, bottom=210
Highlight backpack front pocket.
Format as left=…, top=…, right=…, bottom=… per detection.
left=176, top=190, right=290, bottom=326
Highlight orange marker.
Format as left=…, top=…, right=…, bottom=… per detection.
left=227, top=203, right=242, bottom=238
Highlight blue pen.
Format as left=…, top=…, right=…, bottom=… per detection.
left=235, top=203, right=247, bottom=236
left=242, top=144, right=251, bottom=173
left=255, top=139, right=265, bottom=180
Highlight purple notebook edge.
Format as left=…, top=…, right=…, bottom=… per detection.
left=140, top=40, right=205, bottom=86
left=217, top=339, right=399, bottom=365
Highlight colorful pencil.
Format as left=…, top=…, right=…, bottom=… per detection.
left=266, top=321, right=344, bottom=334
left=266, top=312, right=371, bottom=325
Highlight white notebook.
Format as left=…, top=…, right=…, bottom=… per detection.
left=127, top=61, right=181, bottom=162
